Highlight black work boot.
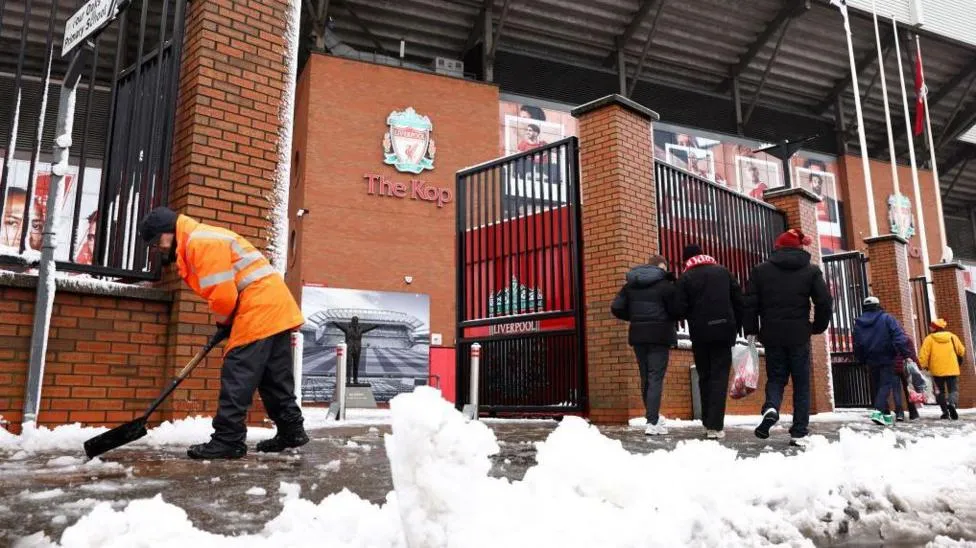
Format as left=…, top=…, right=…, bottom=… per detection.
left=256, top=424, right=309, bottom=453
left=187, top=439, right=246, bottom=460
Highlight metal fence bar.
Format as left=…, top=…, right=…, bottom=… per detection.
left=68, top=39, right=101, bottom=262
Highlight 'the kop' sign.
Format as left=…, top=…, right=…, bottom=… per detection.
left=363, top=174, right=453, bottom=208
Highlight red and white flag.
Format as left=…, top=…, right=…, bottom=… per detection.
left=914, top=45, right=927, bottom=137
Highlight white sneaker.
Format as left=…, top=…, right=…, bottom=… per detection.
left=644, top=423, right=668, bottom=436
left=705, top=430, right=725, bottom=440
left=789, top=436, right=809, bottom=448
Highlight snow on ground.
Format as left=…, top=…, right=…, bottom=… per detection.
left=14, top=387, right=976, bottom=547
left=627, top=405, right=976, bottom=428
left=0, top=408, right=391, bottom=456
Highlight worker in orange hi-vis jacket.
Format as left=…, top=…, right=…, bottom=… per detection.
left=139, top=207, right=307, bottom=460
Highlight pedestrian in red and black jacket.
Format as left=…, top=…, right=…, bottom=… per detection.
left=674, top=244, right=744, bottom=440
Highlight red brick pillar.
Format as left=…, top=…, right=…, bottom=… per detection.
left=160, top=0, right=294, bottom=424
left=864, top=235, right=914, bottom=333
left=930, top=263, right=976, bottom=407
left=764, top=188, right=833, bottom=413
left=571, top=95, right=660, bottom=424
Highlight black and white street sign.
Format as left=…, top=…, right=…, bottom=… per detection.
left=62, top=0, right=120, bottom=57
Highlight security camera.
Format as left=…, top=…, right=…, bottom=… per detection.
left=297, top=208, right=309, bottom=217
left=404, top=276, right=413, bottom=284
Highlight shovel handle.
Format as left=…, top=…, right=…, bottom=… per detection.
left=143, top=330, right=225, bottom=419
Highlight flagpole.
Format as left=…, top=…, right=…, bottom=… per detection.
left=833, top=0, right=879, bottom=237
left=916, top=34, right=948, bottom=255
left=871, top=0, right=900, bottom=196
left=893, top=20, right=936, bottom=317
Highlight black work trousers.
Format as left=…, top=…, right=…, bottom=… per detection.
left=212, top=330, right=303, bottom=447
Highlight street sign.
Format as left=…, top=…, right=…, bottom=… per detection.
left=61, top=0, right=120, bottom=57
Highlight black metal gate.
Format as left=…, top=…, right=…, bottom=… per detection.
left=0, top=0, right=186, bottom=280
left=455, top=137, right=586, bottom=415
left=910, top=276, right=932, bottom=343
left=968, top=291, right=976, bottom=348
left=823, top=251, right=872, bottom=407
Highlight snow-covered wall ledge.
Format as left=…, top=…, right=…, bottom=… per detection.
left=0, top=271, right=171, bottom=302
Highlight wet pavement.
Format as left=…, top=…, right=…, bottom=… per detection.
left=2, top=412, right=974, bottom=547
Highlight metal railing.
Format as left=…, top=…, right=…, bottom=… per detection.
left=654, top=159, right=787, bottom=336
left=823, top=251, right=869, bottom=355
left=0, top=0, right=186, bottom=281
left=910, top=276, right=932, bottom=343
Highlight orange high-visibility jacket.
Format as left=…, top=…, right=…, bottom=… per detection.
left=175, top=215, right=304, bottom=352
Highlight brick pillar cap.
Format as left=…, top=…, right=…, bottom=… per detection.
left=764, top=187, right=822, bottom=204
left=930, top=262, right=966, bottom=272
left=571, top=94, right=660, bottom=121
left=864, top=234, right=909, bottom=246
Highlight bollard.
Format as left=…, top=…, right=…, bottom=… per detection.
left=328, top=343, right=348, bottom=421
left=462, top=343, right=481, bottom=420
left=291, top=331, right=304, bottom=410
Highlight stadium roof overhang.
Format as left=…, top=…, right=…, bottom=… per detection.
left=303, top=0, right=976, bottom=216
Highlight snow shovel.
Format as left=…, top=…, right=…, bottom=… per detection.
left=83, top=329, right=226, bottom=459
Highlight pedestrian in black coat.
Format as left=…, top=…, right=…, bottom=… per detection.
left=611, top=255, right=679, bottom=435
left=674, top=244, right=744, bottom=439
left=744, top=228, right=833, bottom=446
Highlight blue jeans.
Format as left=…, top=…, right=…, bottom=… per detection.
left=763, top=343, right=811, bottom=437
left=872, top=364, right=902, bottom=412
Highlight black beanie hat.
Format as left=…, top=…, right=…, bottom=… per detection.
left=139, top=207, right=178, bottom=243
left=682, top=244, right=703, bottom=262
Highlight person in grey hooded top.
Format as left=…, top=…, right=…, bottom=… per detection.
left=611, top=255, right=679, bottom=435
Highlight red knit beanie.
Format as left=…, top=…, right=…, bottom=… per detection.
left=775, top=229, right=812, bottom=249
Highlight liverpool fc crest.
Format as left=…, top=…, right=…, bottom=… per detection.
left=887, top=194, right=915, bottom=239
left=383, top=108, right=435, bottom=174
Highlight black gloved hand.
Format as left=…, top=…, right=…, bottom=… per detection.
left=214, top=322, right=233, bottom=344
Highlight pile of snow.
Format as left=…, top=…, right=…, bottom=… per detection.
left=18, top=387, right=976, bottom=547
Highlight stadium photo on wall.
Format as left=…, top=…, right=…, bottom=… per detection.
left=299, top=286, right=431, bottom=403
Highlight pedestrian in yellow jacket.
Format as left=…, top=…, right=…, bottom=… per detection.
left=919, top=318, right=966, bottom=420
left=139, top=207, right=308, bottom=459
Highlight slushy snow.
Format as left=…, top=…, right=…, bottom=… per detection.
left=16, top=387, right=976, bottom=547
left=0, top=408, right=389, bottom=455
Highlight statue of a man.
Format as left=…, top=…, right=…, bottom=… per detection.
left=330, top=316, right=378, bottom=385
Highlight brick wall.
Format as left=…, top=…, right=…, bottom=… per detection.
left=864, top=235, right=914, bottom=334
left=285, top=54, right=499, bottom=347
left=0, top=275, right=171, bottom=433
left=1, top=0, right=296, bottom=432
left=572, top=96, right=659, bottom=424
left=930, top=264, right=976, bottom=408
left=840, top=156, right=945, bottom=277
left=163, top=0, right=295, bottom=424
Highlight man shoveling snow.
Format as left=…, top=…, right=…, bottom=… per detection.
left=138, top=207, right=308, bottom=459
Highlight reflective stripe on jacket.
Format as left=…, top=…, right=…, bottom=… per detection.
left=175, top=215, right=304, bottom=352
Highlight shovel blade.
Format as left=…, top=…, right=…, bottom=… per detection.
left=84, top=418, right=148, bottom=459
